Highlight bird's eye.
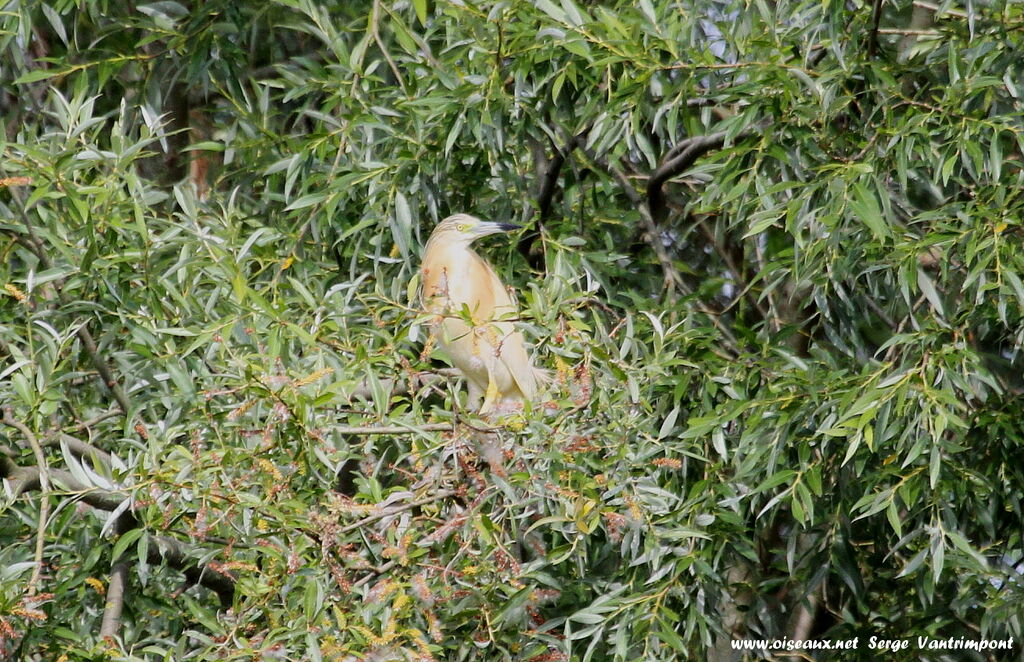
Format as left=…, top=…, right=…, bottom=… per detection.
left=457, top=223, right=469, bottom=232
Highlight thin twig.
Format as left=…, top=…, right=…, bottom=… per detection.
left=371, top=0, right=408, bottom=95
left=346, top=369, right=460, bottom=401
left=65, top=409, right=122, bottom=433
left=339, top=489, right=456, bottom=535
left=883, top=294, right=927, bottom=362
left=333, top=423, right=453, bottom=435
left=752, top=230, right=784, bottom=332
left=911, top=0, right=967, bottom=18
left=354, top=560, right=396, bottom=588
left=75, top=322, right=132, bottom=415
left=693, top=217, right=771, bottom=323
left=2, top=408, right=50, bottom=596
left=879, top=28, right=942, bottom=35
left=863, top=296, right=897, bottom=330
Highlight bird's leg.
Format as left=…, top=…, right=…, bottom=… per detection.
left=480, top=372, right=500, bottom=415
left=466, top=379, right=483, bottom=410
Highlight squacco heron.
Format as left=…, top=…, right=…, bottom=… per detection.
left=420, top=213, right=543, bottom=414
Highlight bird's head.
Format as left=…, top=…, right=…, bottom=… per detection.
left=430, top=214, right=521, bottom=247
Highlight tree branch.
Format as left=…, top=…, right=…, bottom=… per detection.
left=354, top=560, right=397, bottom=588
left=65, top=409, right=122, bottom=433
left=44, top=433, right=113, bottom=467
left=4, top=464, right=126, bottom=510
left=693, top=217, right=771, bottom=323
left=0, top=459, right=235, bottom=605
left=540, top=130, right=590, bottom=221
left=333, top=423, right=452, bottom=435
left=580, top=146, right=684, bottom=302
left=339, top=489, right=456, bottom=535
left=648, top=128, right=760, bottom=222
left=74, top=321, right=132, bottom=415
left=518, top=130, right=587, bottom=270
left=370, top=0, right=408, bottom=96
left=2, top=408, right=50, bottom=596
left=149, top=534, right=234, bottom=607
left=580, top=147, right=741, bottom=354
left=99, top=562, right=128, bottom=640
left=346, top=369, right=461, bottom=402
left=868, top=0, right=884, bottom=58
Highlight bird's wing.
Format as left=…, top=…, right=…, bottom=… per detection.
left=419, top=247, right=451, bottom=314
left=475, top=257, right=543, bottom=400
left=494, top=323, right=538, bottom=400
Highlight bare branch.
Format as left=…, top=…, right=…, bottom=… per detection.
left=580, top=147, right=741, bottom=354
left=99, top=562, right=128, bottom=640
left=883, top=294, right=927, bottom=362
left=4, top=465, right=126, bottom=511
left=863, top=295, right=897, bottom=330
left=148, top=535, right=234, bottom=606
left=693, top=217, right=771, bottom=322
left=868, top=0, right=884, bottom=57
left=75, top=322, right=132, bottom=415
left=911, top=0, right=967, bottom=18
left=354, top=559, right=397, bottom=588
left=537, top=132, right=586, bottom=223
left=65, top=409, right=122, bottom=433
left=879, top=28, right=942, bottom=35
left=579, top=146, right=684, bottom=302
left=789, top=584, right=821, bottom=644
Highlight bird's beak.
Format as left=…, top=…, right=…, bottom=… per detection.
left=472, top=222, right=522, bottom=238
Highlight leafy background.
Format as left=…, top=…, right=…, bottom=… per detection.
left=1, top=0, right=1023, bottom=660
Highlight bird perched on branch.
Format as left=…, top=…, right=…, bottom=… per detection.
left=419, top=213, right=544, bottom=415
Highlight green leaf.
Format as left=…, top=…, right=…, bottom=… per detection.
left=111, top=528, right=146, bottom=563
left=850, top=181, right=890, bottom=240
left=412, top=0, right=428, bottom=25
left=916, top=269, right=944, bottom=317
left=285, top=192, right=329, bottom=211
left=14, top=68, right=63, bottom=84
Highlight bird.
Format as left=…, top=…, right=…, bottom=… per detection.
left=419, top=213, right=544, bottom=415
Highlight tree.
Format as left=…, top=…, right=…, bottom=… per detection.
left=1, top=0, right=1022, bottom=659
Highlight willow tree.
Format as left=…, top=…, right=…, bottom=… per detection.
left=1, top=0, right=1022, bottom=659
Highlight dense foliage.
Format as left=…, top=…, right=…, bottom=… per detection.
left=2, top=0, right=1023, bottom=659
